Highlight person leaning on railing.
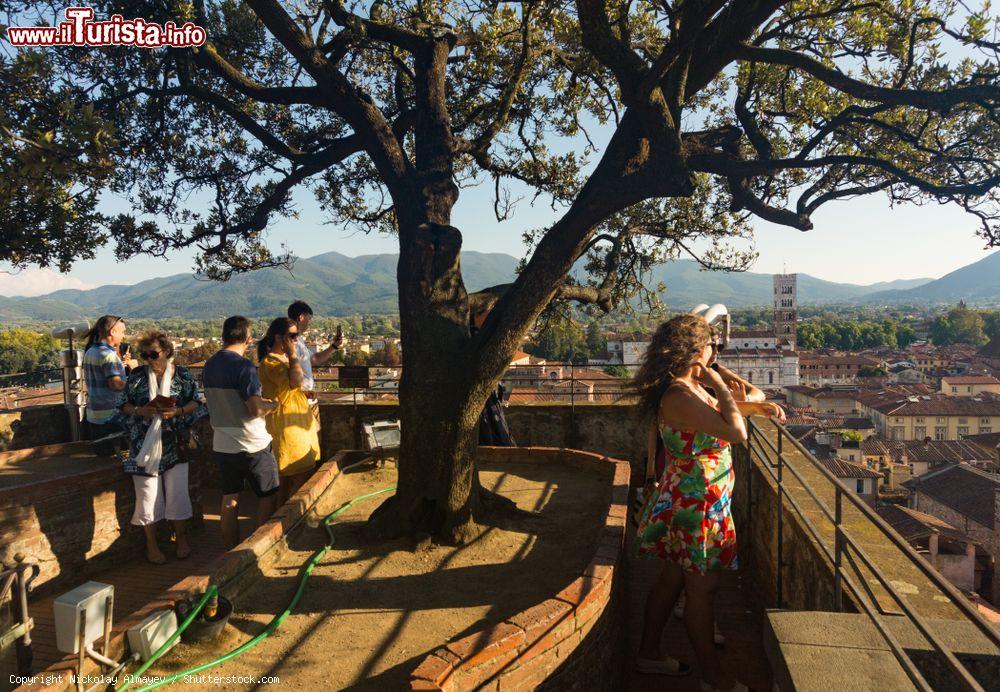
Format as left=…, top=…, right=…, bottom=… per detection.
left=631, top=314, right=785, bottom=692
left=118, top=331, right=206, bottom=565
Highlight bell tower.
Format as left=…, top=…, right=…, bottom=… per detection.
left=773, top=273, right=797, bottom=350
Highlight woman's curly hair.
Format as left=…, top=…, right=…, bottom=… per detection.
left=630, top=314, right=713, bottom=419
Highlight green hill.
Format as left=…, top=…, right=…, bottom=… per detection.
left=6, top=250, right=992, bottom=323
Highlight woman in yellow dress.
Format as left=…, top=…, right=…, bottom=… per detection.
left=257, top=317, right=321, bottom=505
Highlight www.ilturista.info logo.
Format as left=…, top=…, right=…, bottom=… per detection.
left=4, top=6, right=207, bottom=48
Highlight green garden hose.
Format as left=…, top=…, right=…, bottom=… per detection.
left=119, top=485, right=396, bottom=691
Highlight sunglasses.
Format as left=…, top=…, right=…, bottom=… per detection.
left=141, top=351, right=161, bottom=360
left=287, top=332, right=299, bottom=340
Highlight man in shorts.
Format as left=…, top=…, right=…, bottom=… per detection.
left=203, top=316, right=280, bottom=548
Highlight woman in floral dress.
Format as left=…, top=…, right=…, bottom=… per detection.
left=631, top=314, right=784, bottom=692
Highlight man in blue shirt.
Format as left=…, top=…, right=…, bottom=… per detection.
left=287, top=300, right=344, bottom=400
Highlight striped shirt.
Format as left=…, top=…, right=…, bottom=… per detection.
left=83, top=342, right=126, bottom=423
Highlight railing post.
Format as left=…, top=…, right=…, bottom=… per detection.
left=776, top=426, right=784, bottom=609
left=569, top=362, right=576, bottom=447
left=61, top=330, right=85, bottom=441
left=834, top=488, right=844, bottom=612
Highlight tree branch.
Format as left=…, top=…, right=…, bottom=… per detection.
left=735, top=44, right=1000, bottom=108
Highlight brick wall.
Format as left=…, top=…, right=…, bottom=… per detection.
left=731, top=442, right=841, bottom=611
left=410, top=447, right=629, bottom=691
left=0, top=433, right=212, bottom=598
left=0, top=406, right=71, bottom=451
left=319, top=402, right=646, bottom=475
left=0, top=460, right=136, bottom=597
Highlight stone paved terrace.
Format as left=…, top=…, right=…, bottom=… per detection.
left=624, top=558, right=774, bottom=690
left=22, top=486, right=260, bottom=676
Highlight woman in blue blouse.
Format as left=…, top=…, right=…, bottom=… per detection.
left=118, top=331, right=206, bottom=564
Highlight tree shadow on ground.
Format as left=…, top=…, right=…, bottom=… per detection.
left=179, top=458, right=611, bottom=690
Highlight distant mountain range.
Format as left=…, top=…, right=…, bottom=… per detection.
left=1, top=249, right=997, bottom=322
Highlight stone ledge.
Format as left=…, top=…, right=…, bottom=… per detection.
left=409, top=446, right=629, bottom=691
left=764, top=610, right=1000, bottom=692
left=18, top=450, right=355, bottom=692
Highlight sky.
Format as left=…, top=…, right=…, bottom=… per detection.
left=0, top=181, right=992, bottom=296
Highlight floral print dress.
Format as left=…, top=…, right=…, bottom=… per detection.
left=635, top=416, right=738, bottom=574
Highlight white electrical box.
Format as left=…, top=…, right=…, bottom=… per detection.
left=53, top=581, right=114, bottom=654
left=127, top=609, right=178, bottom=661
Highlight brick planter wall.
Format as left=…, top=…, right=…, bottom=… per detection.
left=410, top=447, right=630, bottom=691
left=0, top=437, right=212, bottom=599
left=0, top=443, right=135, bottom=597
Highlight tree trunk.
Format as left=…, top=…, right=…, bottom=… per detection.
left=366, top=216, right=510, bottom=544
left=366, top=351, right=490, bottom=544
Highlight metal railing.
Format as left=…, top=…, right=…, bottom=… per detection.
left=0, top=556, right=40, bottom=675
left=746, top=418, right=1000, bottom=691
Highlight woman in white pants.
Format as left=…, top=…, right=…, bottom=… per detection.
left=118, top=331, right=206, bottom=564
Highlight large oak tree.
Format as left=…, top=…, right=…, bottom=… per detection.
left=2, top=0, right=998, bottom=541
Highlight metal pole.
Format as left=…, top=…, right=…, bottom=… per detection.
left=569, top=362, right=576, bottom=448
left=776, top=427, right=784, bottom=608
left=76, top=609, right=87, bottom=692
left=834, top=488, right=844, bottom=612
left=101, top=594, right=113, bottom=667
left=352, top=387, right=360, bottom=449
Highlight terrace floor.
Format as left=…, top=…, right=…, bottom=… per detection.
left=623, top=551, right=774, bottom=691
left=24, top=486, right=260, bottom=675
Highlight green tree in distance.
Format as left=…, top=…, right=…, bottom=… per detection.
left=3, top=0, right=998, bottom=542
left=930, top=307, right=989, bottom=345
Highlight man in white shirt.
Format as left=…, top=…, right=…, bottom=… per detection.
left=287, top=301, right=345, bottom=405
left=203, top=316, right=279, bottom=548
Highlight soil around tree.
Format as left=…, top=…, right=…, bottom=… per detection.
left=148, top=457, right=610, bottom=690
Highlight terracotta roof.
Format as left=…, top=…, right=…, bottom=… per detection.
left=786, top=424, right=818, bottom=442
left=865, top=392, right=1000, bottom=416
left=894, top=439, right=992, bottom=464
left=979, top=336, right=1000, bottom=359
left=903, top=465, right=1000, bottom=529
left=877, top=504, right=978, bottom=545
left=862, top=435, right=896, bottom=457
left=941, top=376, right=1000, bottom=385
left=964, top=431, right=1000, bottom=449
left=784, top=385, right=860, bottom=398
left=798, top=354, right=880, bottom=366
left=819, top=458, right=883, bottom=479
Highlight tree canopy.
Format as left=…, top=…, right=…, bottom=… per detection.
left=3, top=0, right=997, bottom=289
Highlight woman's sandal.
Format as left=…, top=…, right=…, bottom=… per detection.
left=635, top=656, right=691, bottom=676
